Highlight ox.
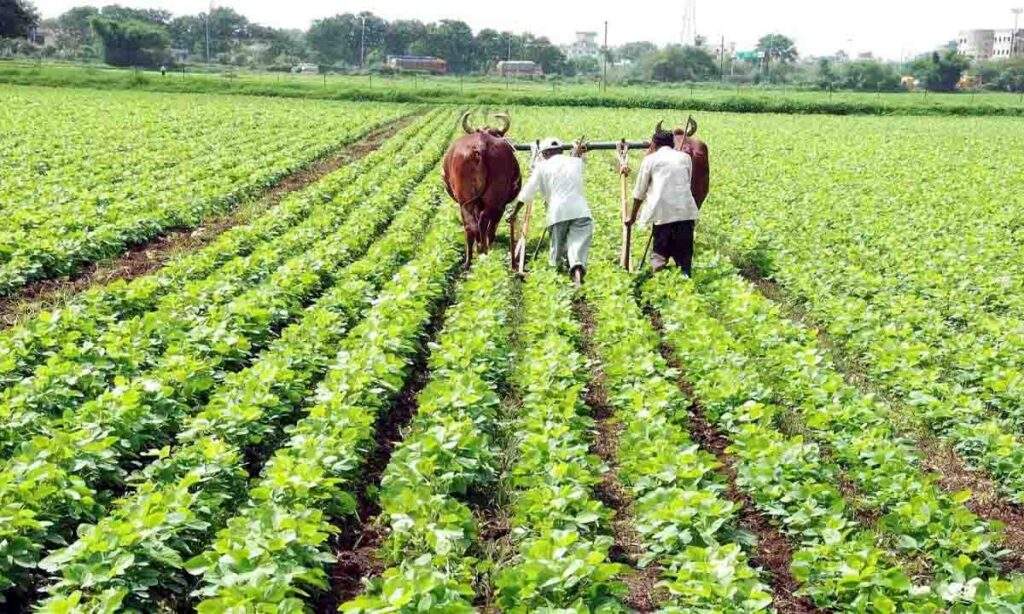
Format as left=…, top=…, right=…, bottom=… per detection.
left=672, top=116, right=710, bottom=208
left=442, top=112, right=522, bottom=268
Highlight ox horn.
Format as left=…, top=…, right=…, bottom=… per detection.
left=684, top=115, right=698, bottom=137
left=460, top=111, right=475, bottom=134
left=655, top=120, right=664, bottom=133
left=492, top=112, right=511, bottom=136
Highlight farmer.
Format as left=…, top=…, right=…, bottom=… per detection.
left=508, top=137, right=593, bottom=286
left=626, top=124, right=700, bottom=276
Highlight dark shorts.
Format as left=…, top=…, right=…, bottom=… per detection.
left=652, top=220, right=695, bottom=274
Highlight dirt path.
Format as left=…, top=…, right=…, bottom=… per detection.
left=0, top=115, right=418, bottom=329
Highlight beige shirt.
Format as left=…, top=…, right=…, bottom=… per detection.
left=633, top=146, right=699, bottom=228
left=516, top=155, right=593, bottom=227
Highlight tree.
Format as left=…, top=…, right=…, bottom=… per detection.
left=616, top=41, right=657, bottom=63
left=911, top=49, right=968, bottom=92
left=384, top=19, right=426, bottom=56
left=53, top=5, right=98, bottom=53
left=307, top=13, right=360, bottom=65
left=839, top=59, right=900, bottom=91
left=816, top=57, right=838, bottom=89
left=1, top=0, right=39, bottom=38
left=645, top=44, right=718, bottom=82
left=410, top=19, right=474, bottom=73
left=756, top=33, right=798, bottom=66
left=973, top=57, right=1024, bottom=92
left=98, top=4, right=170, bottom=26
left=91, top=16, right=169, bottom=67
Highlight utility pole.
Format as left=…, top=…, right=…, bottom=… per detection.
left=205, top=1, right=213, bottom=64
left=1013, top=8, right=1023, bottom=59
left=603, top=21, right=609, bottom=92
left=360, top=15, right=367, bottom=68
left=719, top=35, right=725, bottom=80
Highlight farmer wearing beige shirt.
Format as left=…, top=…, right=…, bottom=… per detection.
left=509, top=137, right=593, bottom=286
left=626, top=127, right=700, bottom=275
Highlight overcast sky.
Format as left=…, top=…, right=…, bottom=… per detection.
left=31, top=0, right=1024, bottom=60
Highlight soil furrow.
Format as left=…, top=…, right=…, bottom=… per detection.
left=0, top=114, right=419, bottom=328
left=574, top=299, right=664, bottom=612
left=651, top=313, right=820, bottom=614
left=315, top=268, right=462, bottom=613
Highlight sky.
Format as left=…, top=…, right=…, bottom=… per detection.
left=31, top=0, right=1024, bottom=61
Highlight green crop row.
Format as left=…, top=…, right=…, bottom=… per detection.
left=341, top=251, right=513, bottom=613
left=0, top=107, right=439, bottom=394
left=0, top=84, right=412, bottom=294
left=186, top=193, right=463, bottom=613
left=0, top=110, right=451, bottom=460
left=493, top=266, right=624, bottom=611
left=644, top=270, right=1024, bottom=611
left=583, top=262, right=772, bottom=612
left=0, top=116, right=454, bottom=596
left=692, top=258, right=1007, bottom=575
left=35, top=179, right=462, bottom=612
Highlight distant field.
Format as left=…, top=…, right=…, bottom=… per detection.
left=2, top=60, right=1023, bottom=116
left=0, top=84, right=411, bottom=294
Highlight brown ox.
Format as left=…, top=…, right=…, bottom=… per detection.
left=442, top=112, right=522, bottom=268
left=671, top=116, right=710, bottom=208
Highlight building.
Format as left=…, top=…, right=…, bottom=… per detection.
left=496, top=60, right=543, bottom=77
left=565, top=31, right=600, bottom=59
left=993, top=29, right=1024, bottom=58
left=957, top=29, right=1023, bottom=60
left=385, top=55, right=448, bottom=74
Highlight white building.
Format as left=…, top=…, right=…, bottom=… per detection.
left=957, top=29, right=1023, bottom=60
left=993, top=29, right=1024, bottom=58
left=565, top=31, right=600, bottom=59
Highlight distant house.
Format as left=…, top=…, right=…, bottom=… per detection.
left=386, top=55, right=448, bottom=74
left=496, top=60, right=543, bottom=77
left=291, top=63, right=318, bottom=74
left=565, top=31, right=599, bottom=59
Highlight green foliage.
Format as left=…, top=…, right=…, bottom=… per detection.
left=0, top=0, right=39, bottom=38
left=645, top=44, right=718, bottom=82
left=912, top=49, right=970, bottom=92
left=90, top=16, right=170, bottom=68
left=756, top=33, right=798, bottom=65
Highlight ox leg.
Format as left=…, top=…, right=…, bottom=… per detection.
left=458, top=206, right=475, bottom=269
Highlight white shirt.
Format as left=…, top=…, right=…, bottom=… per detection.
left=633, top=146, right=699, bottom=228
left=516, top=154, right=592, bottom=227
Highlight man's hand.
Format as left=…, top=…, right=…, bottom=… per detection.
left=619, top=164, right=630, bottom=177
left=571, top=138, right=587, bottom=157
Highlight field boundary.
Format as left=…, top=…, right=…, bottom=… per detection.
left=3, top=69, right=1023, bottom=118
left=0, top=113, right=419, bottom=328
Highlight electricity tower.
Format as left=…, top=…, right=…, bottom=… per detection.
left=681, top=0, right=697, bottom=46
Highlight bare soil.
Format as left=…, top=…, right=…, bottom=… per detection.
left=0, top=116, right=417, bottom=329
left=574, top=299, right=668, bottom=612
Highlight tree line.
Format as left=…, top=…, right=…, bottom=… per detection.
left=1, top=0, right=1022, bottom=91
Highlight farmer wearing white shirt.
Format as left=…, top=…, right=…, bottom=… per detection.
left=626, top=126, right=700, bottom=275
left=508, top=137, right=593, bottom=286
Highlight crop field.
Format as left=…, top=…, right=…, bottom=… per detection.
left=0, top=84, right=412, bottom=295
left=3, top=86, right=1024, bottom=613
